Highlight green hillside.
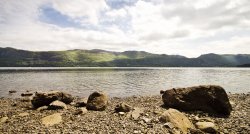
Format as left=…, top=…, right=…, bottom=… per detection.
left=0, top=47, right=250, bottom=67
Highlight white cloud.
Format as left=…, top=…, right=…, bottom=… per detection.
left=0, top=0, right=250, bottom=57
left=106, top=8, right=127, bottom=18
left=51, top=0, right=108, bottom=25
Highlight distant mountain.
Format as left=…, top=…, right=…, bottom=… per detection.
left=0, top=47, right=250, bottom=67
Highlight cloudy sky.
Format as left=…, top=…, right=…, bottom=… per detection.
left=0, top=0, right=250, bottom=57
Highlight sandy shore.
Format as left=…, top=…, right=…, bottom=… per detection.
left=0, top=93, right=249, bottom=134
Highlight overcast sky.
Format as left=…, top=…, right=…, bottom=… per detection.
left=0, top=0, right=250, bottom=57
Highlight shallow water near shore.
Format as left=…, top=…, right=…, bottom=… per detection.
left=0, top=67, right=250, bottom=98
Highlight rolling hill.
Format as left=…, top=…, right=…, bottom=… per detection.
left=0, top=47, right=250, bottom=67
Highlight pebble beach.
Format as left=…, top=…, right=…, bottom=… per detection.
left=0, top=93, right=249, bottom=134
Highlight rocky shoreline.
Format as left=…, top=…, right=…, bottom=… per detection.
left=0, top=92, right=249, bottom=134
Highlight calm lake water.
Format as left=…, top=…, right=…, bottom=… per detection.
left=0, top=67, right=249, bottom=98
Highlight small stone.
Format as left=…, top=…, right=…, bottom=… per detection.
left=41, top=113, right=62, bottom=127
left=118, top=112, right=125, bottom=115
left=18, top=112, right=29, bottom=117
left=138, top=120, right=144, bottom=125
left=133, top=130, right=139, bottom=134
left=131, top=107, right=144, bottom=120
left=74, top=107, right=88, bottom=115
left=21, top=92, right=33, bottom=97
left=160, top=108, right=195, bottom=134
left=164, top=122, right=175, bottom=129
left=223, top=129, right=229, bottom=133
left=198, top=118, right=214, bottom=123
left=20, top=96, right=32, bottom=102
left=9, top=90, right=17, bottom=93
left=115, top=102, right=132, bottom=112
left=75, top=98, right=88, bottom=107
left=194, top=116, right=199, bottom=121
left=0, top=117, right=8, bottom=123
left=229, top=101, right=235, bottom=105
left=11, top=103, right=17, bottom=107
left=49, top=100, right=67, bottom=110
left=37, top=106, right=48, bottom=111
left=188, top=128, right=205, bottom=134
left=153, top=110, right=161, bottom=115
left=142, top=117, right=151, bottom=123
left=195, top=122, right=218, bottom=133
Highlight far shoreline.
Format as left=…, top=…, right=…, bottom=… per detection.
left=0, top=66, right=250, bottom=72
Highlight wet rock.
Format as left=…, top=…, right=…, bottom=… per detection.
left=0, top=117, right=8, bottom=123
left=49, top=100, right=67, bottom=110
left=161, top=85, right=232, bottom=116
left=160, top=108, right=195, bottom=134
left=37, top=106, right=48, bottom=111
left=31, top=91, right=73, bottom=108
left=9, top=90, right=17, bottom=93
left=195, top=122, right=218, bottom=133
left=41, top=113, right=62, bottom=127
left=131, top=107, right=144, bottom=120
left=75, top=98, right=88, bottom=107
left=115, top=102, right=132, bottom=112
left=74, top=107, right=88, bottom=115
left=86, top=91, right=108, bottom=111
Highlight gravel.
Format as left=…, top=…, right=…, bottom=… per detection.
left=0, top=93, right=249, bottom=134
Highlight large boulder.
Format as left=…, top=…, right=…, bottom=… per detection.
left=160, top=108, right=195, bottom=134
left=86, top=91, right=108, bottom=111
left=31, top=91, right=73, bottom=108
left=161, top=85, right=232, bottom=116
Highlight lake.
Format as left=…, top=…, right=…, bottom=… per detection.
left=0, top=67, right=249, bottom=98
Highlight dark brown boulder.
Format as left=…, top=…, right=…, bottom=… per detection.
left=31, top=91, right=73, bottom=108
left=161, top=85, right=232, bottom=116
left=86, top=91, right=108, bottom=111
